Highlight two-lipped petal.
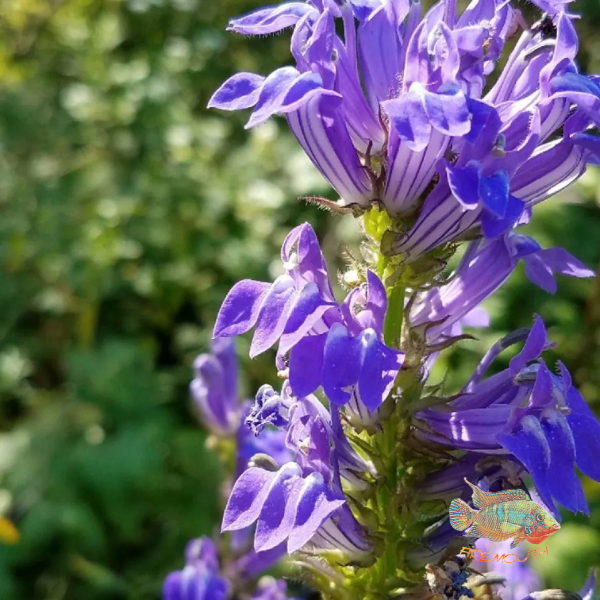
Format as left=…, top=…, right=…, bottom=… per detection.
left=222, top=464, right=345, bottom=554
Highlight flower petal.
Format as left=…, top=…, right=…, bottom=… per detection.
left=479, top=171, right=510, bottom=219
left=541, top=411, right=588, bottom=514
left=447, top=162, right=480, bottom=210
left=247, top=67, right=326, bottom=129
left=322, top=324, right=363, bottom=405
left=510, top=315, right=548, bottom=375
left=357, top=330, right=404, bottom=410
left=288, top=333, right=327, bottom=397
left=566, top=413, right=600, bottom=482
left=228, top=3, right=316, bottom=35
left=255, top=464, right=304, bottom=552
left=250, top=275, right=297, bottom=357
left=214, top=280, right=271, bottom=338
left=208, top=72, right=265, bottom=111
left=357, top=3, right=402, bottom=107
left=420, top=84, right=471, bottom=138
left=382, top=92, right=432, bottom=152
left=287, top=94, right=372, bottom=207
left=287, top=473, right=346, bottom=553
left=480, top=193, right=524, bottom=239
left=222, top=468, right=274, bottom=531
left=530, top=361, right=554, bottom=408
left=535, top=247, right=595, bottom=279
left=497, top=416, right=557, bottom=515
left=280, top=282, right=336, bottom=354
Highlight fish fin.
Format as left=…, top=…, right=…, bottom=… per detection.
left=510, top=536, right=525, bottom=549
left=463, top=479, right=530, bottom=508
left=449, top=498, right=473, bottom=532
left=465, top=524, right=483, bottom=538
left=487, top=529, right=513, bottom=542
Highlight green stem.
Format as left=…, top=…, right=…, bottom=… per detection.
left=380, top=411, right=399, bottom=581
left=383, top=284, right=405, bottom=348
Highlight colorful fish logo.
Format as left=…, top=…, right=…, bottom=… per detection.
left=449, top=479, right=560, bottom=549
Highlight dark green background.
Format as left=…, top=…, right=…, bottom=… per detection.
left=0, top=0, right=598, bottom=598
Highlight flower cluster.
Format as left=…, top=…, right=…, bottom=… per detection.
left=210, top=0, right=600, bottom=262
left=189, top=0, right=600, bottom=597
left=163, top=537, right=299, bottom=600
left=164, top=340, right=299, bottom=599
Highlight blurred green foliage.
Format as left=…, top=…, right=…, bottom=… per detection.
left=0, top=0, right=599, bottom=598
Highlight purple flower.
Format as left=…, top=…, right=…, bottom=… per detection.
left=251, top=576, right=299, bottom=600
left=214, top=223, right=404, bottom=411
left=191, top=338, right=241, bottom=436
left=190, top=339, right=291, bottom=476
left=163, top=538, right=229, bottom=600
left=210, top=3, right=600, bottom=262
left=237, top=401, right=292, bottom=477
left=416, top=316, right=600, bottom=516
left=247, top=382, right=374, bottom=488
left=410, top=232, right=594, bottom=344
left=222, top=385, right=372, bottom=562
left=476, top=538, right=541, bottom=600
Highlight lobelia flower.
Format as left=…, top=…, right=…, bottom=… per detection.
left=209, top=1, right=600, bottom=264
left=206, top=0, right=600, bottom=595
left=188, top=339, right=293, bottom=576
left=415, top=316, right=600, bottom=516
left=163, top=538, right=229, bottom=600
left=163, top=537, right=299, bottom=600
left=191, top=337, right=241, bottom=436
left=475, top=538, right=541, bottom=600
left=222, top=383, right=373, bottom=563
left=248, top=382, right=375, bottom=490
left=190, top=337, right=291, bottom=476
left=213, top=222, right=404, bottom=412
left=409, top=231, right=594, bottom=345
left=251, top=576, right=300, bottom=600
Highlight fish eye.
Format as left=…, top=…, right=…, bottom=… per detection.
left=536, top=513, right=544, bottom=523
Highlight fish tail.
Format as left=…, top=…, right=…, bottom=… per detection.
left=449, top=498, right=474, bottom=532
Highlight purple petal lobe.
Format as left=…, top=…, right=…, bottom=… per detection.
left=255, top=464, right=303, bottom=552
left=288, top=333, right=327, bottom=397
left=498, top=416, right=557, bottom=514
left=566, top=413, right=600, bottom=482
left=382, top=93, right=431, bottom=152
left=288, top=473, right=345, bottom=553
left=447, top=162, right=481, bottom=209
left=479, top=171, right=509, bottom=219
left=322, top=324, right=363, bottom=405
left=510, top=315, right=547, bottom=375
left=523, top=254, right=559, bottom=293
left=537, top=248, right=595, bottom=278
left=228, top=3, right=315, bottom=35
left=247, top=67, right=325, bottom=129
left=530, top=361, right=553, bottom=408
left=250, top=275, right=296, bottom=357
left=214, top=280, right=270, bottom=338
left=280, top=282, right=335, bottom=354
left=541, top=411, right=588, bottom=514
left=357, top=330, right=404, bottom=410
left=222, top=468, right=274, bottom=531
left=480, top=194, right=524, bottom=239
left=208, top=73, right=265, bottom=111
left=420, top=85, right=471, bottom=137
